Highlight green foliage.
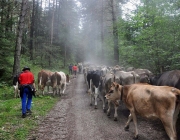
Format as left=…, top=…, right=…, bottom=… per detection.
left=117, top=0, right=180, bottom=73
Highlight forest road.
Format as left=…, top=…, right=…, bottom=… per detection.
left=28, top=73, right=180, bottom=140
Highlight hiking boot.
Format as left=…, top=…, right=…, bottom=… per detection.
left=22, top=113, right=26, bottom=118
left=26, top=110, right=32, bottom=115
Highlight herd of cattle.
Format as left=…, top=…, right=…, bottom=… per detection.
left=12, top=64, right=180, bottom=140
left=83, top=64, right=180, bottom=140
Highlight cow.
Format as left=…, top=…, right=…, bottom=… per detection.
left=13, top=74, right=20, bottom=98
left=46, top=71, right=67, bottom=96
left=56, top=71, right=67, bottom=96
left=150, top=70, right=180, bottom=90
left=126, top=67, right=135, bottom=71
left=133, top=68, right=153, bottom=83
left=78, top=62, right=83, bottom=74
left=133, top=68, right=153, bottom=77
left=100, top=71, right=114, bottom=112
left=114, top=71, right=140, bottom=85
left=37, top=69, right=54, bottom=95
left=106, top=82, right=180, bottom=140
left=113, top=65, right=125, bottom=74
left=87, top=70, right=102, bottom=109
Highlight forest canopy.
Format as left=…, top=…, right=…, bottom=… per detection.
left=0, top=0, right=180, bottom=84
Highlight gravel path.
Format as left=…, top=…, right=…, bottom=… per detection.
left=28, top=74, right=180, bottom=140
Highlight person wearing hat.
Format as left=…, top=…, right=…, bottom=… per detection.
left=18, top=66, right=36, bottom=118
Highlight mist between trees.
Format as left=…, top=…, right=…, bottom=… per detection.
left=0, top=0, right=180, bottom=83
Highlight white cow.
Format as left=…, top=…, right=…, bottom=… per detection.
left=57, top=71, right=67, bottom=96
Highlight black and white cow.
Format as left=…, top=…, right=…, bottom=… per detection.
left=87, top=70, right=102, bottom=109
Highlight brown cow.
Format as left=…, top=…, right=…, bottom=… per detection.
left=106, top=82, right=180, bottom=140
left=37, top=69, right=54, bottom=95
left=100, top=71, right=114, bottom=112
left=47, top=72, right=61, bottom=96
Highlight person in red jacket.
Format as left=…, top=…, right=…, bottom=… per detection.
left=72, top=64, right=78, bottom=78
left=18, top=66, right=36, bottom=118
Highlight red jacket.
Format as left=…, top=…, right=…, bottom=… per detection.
left=19, top=70, right=34, bottom=85
left=72, top=66, right=78, bottom=71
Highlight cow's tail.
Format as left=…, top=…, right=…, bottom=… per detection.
left=171, top=88, right=180, bottom=127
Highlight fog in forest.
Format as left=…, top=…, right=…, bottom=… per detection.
left=71, top=0, right=140, bottom=66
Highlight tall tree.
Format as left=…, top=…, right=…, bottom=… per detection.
left=13, top=0, right=29, bottom=76
left=29, top=0, right=35, bottom=60
left=111, top=0, right=119, bottom=64
left=100, top=0, right=105, bottom=64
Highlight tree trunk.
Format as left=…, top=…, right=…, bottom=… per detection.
left=13, top=0, right=28, bottom=76
left=48, top=0, right=55, bottom=67
left=111, top=0, right=119, bottom=64
left=100, top=0, right=104, bottom=64
left=29, top=0, right=35, bottom=60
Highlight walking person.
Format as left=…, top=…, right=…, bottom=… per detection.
left=69, top=64, right=73, bottom=75
left=72, top=64, right=78, bottom=78
left=18, top=66, right=36, bottom=118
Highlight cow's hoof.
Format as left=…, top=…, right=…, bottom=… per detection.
left=103, top=109, right=106, bottom=113
left=133, top=135, right=138, bottom=140
left=124, top=126, right=129, bottom=131
left=114, top=117, right=118, bottom=121
left=94, top=106, right=97, bottom=109
left=90, top=103, right=92, bottom=106
left=107, top=112, right=110, bottom=117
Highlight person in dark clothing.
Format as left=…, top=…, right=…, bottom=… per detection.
left=69, top=64, right=73, bottom=75
left=18, top=66, right=36, bottom=118
left=72, top=64, right=78, bottom=78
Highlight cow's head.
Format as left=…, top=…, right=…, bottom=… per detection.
left=105, top=82, right=122, bottom=99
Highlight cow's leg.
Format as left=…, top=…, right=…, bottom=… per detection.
left=53, top=87, right=57, bottom=96
left=98, top=92, right=106, bottom=112
left=94, top=87, right=98, bottom=109
left=124, top=113, right=132, bottom=131
left=107, top=100, right=111, bottom=117
left=130, top=110, right=139, bottom=140
left=61, top=84, right=66, bottom=95
left=90, top=92, right=93, bottom=106
left=161, top=116, right=176, bottom=140
left=57, top=85, right=60, bottom=96
left=13, top=86, right=17, bottom=98
left=114, top=104, right=118, bottom=121
left=47, top=86, right=49, bottom=93
left=42, top=86, right=45, bottom=95
left=89, top=79, right=93, bottom=106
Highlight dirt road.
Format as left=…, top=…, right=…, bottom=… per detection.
left=28, top=74, right=180, bottom=140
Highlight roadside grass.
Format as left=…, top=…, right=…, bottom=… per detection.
left=0, top=94, right=59, bottom=140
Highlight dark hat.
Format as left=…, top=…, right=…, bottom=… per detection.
left=22, top=66, right=30, bottom=71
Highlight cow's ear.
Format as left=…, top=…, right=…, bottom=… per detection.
left=115, top=84, right=119, bottom=90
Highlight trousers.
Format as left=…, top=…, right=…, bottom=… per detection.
left=21, top=87, right=32, bottom=114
